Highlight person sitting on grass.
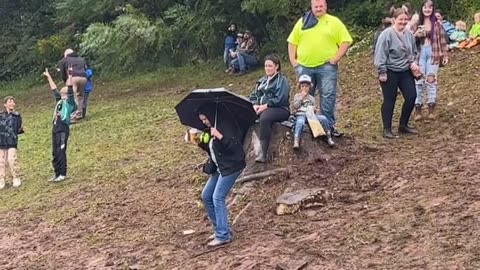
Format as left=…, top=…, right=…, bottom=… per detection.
left=448, top=20, right=468, bottom=50
left=293, top=75, right=334, bottom=149
left=229, top=30, right=258, bottom=76
left=459, top=12, right=480, bottom=49
left=0, top=96, right=24, bottom=189
left=42, top=66, right=77, bottom=183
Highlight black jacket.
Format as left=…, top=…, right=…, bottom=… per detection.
left=0, top=111, right=24, bottom=149
left=58, top=52, right=87, bottom=82
left=197, top=105, right=246, bottom=176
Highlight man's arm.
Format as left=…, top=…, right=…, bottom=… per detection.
left=330, top=42, right=350, bottom=64
left=288, top=43, right=298, bottom=67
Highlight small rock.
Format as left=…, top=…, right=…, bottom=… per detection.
left=129, top=264, right=142, bottom=270
left=183, top=230, right=196, bottom=235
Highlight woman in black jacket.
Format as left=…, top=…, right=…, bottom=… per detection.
left=249, top=54, right=290, bottom=162
left=197, top=104, right=246, bottom=247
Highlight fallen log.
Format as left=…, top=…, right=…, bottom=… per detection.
left=236, top=167, right=289, bottom=185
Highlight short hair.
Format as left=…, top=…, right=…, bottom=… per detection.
left=3, top=96, right=15, bottom=104
left=60, top=87, right=68, bottom=94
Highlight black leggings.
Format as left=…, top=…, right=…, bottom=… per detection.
left=259, top=107, right=290, bottom=148
left=380, top=70, right=417, bottom=130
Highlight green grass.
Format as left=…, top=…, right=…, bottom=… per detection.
left=0, top=67, right=226, bottom=212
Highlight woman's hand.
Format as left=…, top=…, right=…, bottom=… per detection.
left=256, top=104, right=268, bottom=115
left=379, top=73, right=388, bottom=82
left=410, top=62, right=420, bottom=72
left=210, top=127, right=223, bottom=140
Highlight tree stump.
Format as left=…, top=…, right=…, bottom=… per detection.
left=240, top=123, right=331, bottom=177
left=275, top=188, right=330, bottom=215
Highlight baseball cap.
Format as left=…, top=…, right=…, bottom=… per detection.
left=298, top=74, right=312, bottom=85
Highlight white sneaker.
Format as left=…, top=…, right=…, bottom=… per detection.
left=48, top=175, right=58, bottom=182
left=12, top=178, right=21, bottom=188
left=0, top=179, right=5, bottom=190
left=53, top=175, right=66, bottom=182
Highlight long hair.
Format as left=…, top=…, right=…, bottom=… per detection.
left=418, top=0, right=437, bottom=42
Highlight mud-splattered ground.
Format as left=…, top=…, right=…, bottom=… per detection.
left=0, top=48, right=479, bottom=269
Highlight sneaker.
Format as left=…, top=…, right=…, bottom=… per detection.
left=398, top=125, right=418, bottom=134
left=331, top=128, right=344, bottom=138
left=12, top=178, right=21, bottom=188
left=383, top=129, right=395, bottom=139
left=207, top=230, right=235, bottom=241
left=48, top=175, right=58, bottom=182
left=0, top=179, right=5, bottom=190
left=236, top=71, right=247, bottom=76
left=207, top=238, right=231, bottom=247
left=53, top=175, right=66, bottom=182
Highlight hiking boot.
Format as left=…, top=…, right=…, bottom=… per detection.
left=207, top=238, right=231, bottom=247
left=293, top=137, right=300, bottom=149
left=427, top=103, right=436, bottom=120
left=53, top=175, right=66, bottom=182
left=0, top=179, right=5, bottom=190
left=12, top=178, right=21, bottom=188
left=383, top=129, right=395, bottom=139
left=414, top=105, right=423, bottom=121
left=398, top=125, right=418, bottom=134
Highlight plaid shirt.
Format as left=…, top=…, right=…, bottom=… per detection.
left=240, top=37, right=258, bottom=56
left=417, top=21, right=448, bottom=65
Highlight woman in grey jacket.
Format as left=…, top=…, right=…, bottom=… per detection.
left=249, top=54, right=290, bottom=162
left=374, top=8, right=420, bottom=139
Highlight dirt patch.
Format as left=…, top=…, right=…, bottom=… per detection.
left=1, top=47, right=479, bottom=269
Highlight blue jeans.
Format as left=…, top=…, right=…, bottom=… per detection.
left=235, top=52, right=257, bottom=71
left=415, top=45, right=439, bottom=105
left=295, top=63, right=338, bottom=127
left=294, top=114, right=331, bottom=138
left=201, top=170, right=242, bottom=241
left=224, top=48, right=234, bottom=69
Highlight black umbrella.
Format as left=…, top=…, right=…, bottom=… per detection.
left=175, top=88, right=258, bottom=131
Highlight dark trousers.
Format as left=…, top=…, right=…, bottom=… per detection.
left=52, top=130, right=69, bottom=176
left=82, top=92, right=90, bottom=118
left=258, top=107, right=290, bottom=149
left=380, top=70, right=417, bottom=130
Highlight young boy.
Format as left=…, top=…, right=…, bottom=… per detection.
left=293, top=75, right=334, bottom=149
left=0, top=97, right=24, bottom=189
left=83, top=64, right=93, bottom=118
left=43, top=66, right=77, bottom=182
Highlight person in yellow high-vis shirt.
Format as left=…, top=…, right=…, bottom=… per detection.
left=287, top=0, right=352, bottom=137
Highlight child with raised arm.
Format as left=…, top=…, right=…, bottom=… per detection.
left=42, top=66, right=77, bottom=182
left=0, top=96, right=24, bottom=189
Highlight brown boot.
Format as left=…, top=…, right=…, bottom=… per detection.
left=414, top=105, right=423, bottom=121
left=427, top=103, right=436, bottom=120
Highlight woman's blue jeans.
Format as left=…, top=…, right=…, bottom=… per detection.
left=201, top=170, right=242, bottom=241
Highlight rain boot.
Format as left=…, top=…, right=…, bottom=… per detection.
left=293, top=136, right=300, bottom=149
left=427, top=103, right=436, bottom=120
left=255, top=140, right=268, bottom=163
left=414, top=104, right=423, bottom=121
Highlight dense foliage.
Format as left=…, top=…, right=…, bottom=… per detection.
left=1, top=0, right=479, bottom=80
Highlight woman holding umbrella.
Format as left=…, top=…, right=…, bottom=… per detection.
left=195, top=104, right=246, bottom=247
left=249, top=54, right=290, bottom=163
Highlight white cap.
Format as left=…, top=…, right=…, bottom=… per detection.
left=298, top=74, right=312, bottom=85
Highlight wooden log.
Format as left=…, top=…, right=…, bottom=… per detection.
left=236, top=167, right=289, bottom=185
